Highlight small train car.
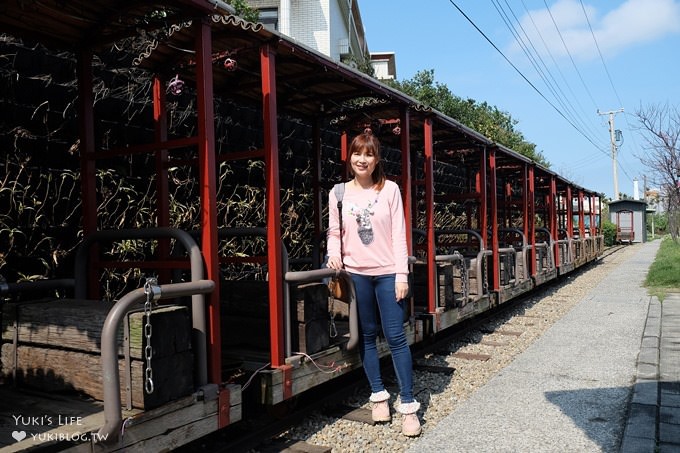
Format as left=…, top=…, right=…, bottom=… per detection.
left=0, top=2, right=603, bottom=451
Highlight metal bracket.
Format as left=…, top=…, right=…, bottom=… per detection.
left=218, top=386, right=231, bottom=428
left=282, top=364, right=293, bottom=401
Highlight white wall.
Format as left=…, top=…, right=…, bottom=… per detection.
left=290, top=0, right=330, bottom=55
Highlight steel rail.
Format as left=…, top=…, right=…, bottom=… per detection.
left=97, top=279, right=215, bottom=442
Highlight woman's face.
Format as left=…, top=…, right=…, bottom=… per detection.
left=350, top=146, right=378, bottom=179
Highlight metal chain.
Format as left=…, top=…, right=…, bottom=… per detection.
left=143, top=277, right=161, bottom=394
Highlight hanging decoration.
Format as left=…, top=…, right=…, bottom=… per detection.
left=167, top=74, right=184, bottom=95
left=223, top=57, right=237, bottom=71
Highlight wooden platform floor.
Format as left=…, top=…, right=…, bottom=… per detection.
left=0, top=384, right=136, bottom=452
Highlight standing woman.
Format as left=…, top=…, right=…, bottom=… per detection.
left=326, top=131, right=421, bottom=437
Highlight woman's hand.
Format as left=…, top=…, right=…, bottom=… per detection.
left=395, top=281, right=409, bottom=301
left=326, top=256, right=343, bottom=270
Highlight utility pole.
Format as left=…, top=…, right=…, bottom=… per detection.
left=598, top=108, right=624, bottom=200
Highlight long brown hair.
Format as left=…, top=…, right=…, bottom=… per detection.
left=346, top=132, right=386, bottom=190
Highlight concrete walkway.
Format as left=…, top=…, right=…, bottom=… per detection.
left=409, top=241, right=675, bottom=453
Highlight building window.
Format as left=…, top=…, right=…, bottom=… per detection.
left=259, top=8, right=278, bottom=31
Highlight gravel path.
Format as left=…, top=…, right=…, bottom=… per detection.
left=277, top=245, right=642, bottom=453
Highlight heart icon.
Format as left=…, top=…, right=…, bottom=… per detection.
left=12, top=430, right=27, bottom=442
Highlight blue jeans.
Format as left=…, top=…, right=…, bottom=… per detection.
left=351, top=273, right=415, bottom=403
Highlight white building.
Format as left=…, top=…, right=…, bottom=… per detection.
left=246, top=0, right=396, bottom=78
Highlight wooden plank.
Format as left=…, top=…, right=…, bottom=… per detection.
left=117, top=399, right=220, bottom=447
left=496, top=330, right=523, bottom=337
left=293, top=319, right=330, bottom=355
left=283, top=441, right=332, bottom=453
left=293, top=283, right=329, bottom=322
left=480, top=339, right=508, bottom=346
left=1, top=301, right=191, bottom=359
left=452, top=352, right=491, bottom=361
left=264, top=323, right=420, bottom=404
left=1, top=299, right=116, bottom=353
left=0, top=386, right=112, bottom=451
left=127, top=306, right=192, bottom=358
left=70, top=393, right=241, bottom=452
left=1, top=344, right=193, bottom=409
left=340, top=407, right=375, bottom=424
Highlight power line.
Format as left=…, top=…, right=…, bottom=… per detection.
left=446, top=0, right=609, bottom=156
left=504, top=0, right=599, bottom=148
left=492, top=0, right=593, bottom=141
left=519, top=0, right=604, bottom=142
left=579, top=0, right=623, bottom=108
left=578, top=0, right=643, bottom=169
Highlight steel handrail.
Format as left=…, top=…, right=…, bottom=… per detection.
left=97, top=279, right=215, bottom=443
left=74, top=227, right=208, bottom=387
left=285, top=268, right=358, bottom=351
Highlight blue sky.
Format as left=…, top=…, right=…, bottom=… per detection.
left=360, top=0, right=680, bottom=199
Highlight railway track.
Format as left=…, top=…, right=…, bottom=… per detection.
left=178, top=244, right=630, bottom=453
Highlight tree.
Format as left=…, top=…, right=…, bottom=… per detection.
left=227, top=0, right=260, bottom=22
left=387, top=70, right=549, bottom=166
left=635, top=103, right=680, bottom=241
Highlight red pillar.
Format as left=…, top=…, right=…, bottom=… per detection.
left=195, top=19, right=221, bottom=385
left=489, top=150, right=499, bottom=291
left=340, top=131, right=349, bottom=180
left=153, top=76, right=171, bottom=283
left=153, top=76, right=169, bottom=228
left=522, top=165, right=529, bottom=249
left=312, top=120, right=323, bottom=243
left=528, top=166, right=536, bottom=277
left=400, top=108, right=413, bottom=252
left=567, top=186, right=574, bottom=237
left=423, top=118, right=436, bottom=314
left=261, top=43, right=285, bottom=368
left=578, top=191, right=586, bottom=238
left=479, top=148, right=488, bottom=249
left=590, top=194, right=597, bottom=235
left=550, top=176, right=559, bottom=268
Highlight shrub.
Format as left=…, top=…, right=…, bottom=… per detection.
left=601, top=220, right=617, bottom=246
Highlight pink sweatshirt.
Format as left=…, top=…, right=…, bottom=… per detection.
left=327, top=179, right=409, bottom=283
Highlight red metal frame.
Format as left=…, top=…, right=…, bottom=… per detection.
left=578, top=191, right=586, bottom=238
left=489, top=150, right=499, bottom=292
left=313, top=120, right=323, bottom=240
left=616, top=210, right=635, bottom=242
left=153, top=76, right=172, bottom=284
left=400, top=108, right=413, bottom=253
left=423, top=118, right=436, bottom=314
left=550, top=176, right=559, bottom=267
left=523, top=165, right=530, bottom=249
left=527, top=166, right=536, bottom=277
left=567, top=186, right=574, bottom=238
left=195, top=19, right=221, bottom=385
left=260, top=43, right=285, bottom=368
left=479, top=148, right=488, bottom=250
left=341, top=131, right=349, bottom=177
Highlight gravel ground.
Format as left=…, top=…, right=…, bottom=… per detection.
left=277, top=245, right=641, bottom=453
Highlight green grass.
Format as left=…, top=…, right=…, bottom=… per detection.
left=645, top=236, right=680, bottom=301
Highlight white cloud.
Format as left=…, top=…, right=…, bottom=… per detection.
left=513, top=0, right=680, bottom=61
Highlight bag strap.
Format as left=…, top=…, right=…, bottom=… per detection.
left=334, top=183, right=345, bottom=268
